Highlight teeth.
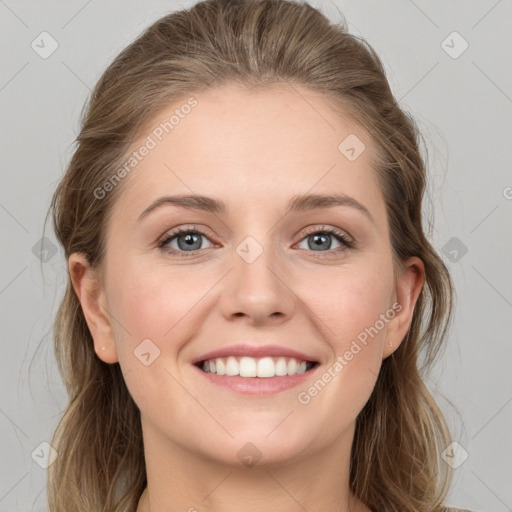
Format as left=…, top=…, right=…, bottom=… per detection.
left=258, top=357, right=274, bottom=378
left=216, top=358, right=226, bottom=375
left=275, top=357, right=288, bottom=376
left=226, top=356, right=239, bottom=376
left=200, top=356, right=313, bottom=377
left=287, top=358, right=298, bottom=375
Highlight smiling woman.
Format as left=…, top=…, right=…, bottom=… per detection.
left=46, top=1, right=465, bottom=511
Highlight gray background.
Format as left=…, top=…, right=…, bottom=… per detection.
left=1, top=0, right=511, bottom=510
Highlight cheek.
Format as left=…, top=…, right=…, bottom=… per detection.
left=305, top=258, right=395, bottom=345
left=297, top=256, right=394, bottom=401
left=104, top=261, right=210, bottom=417
left=295, top=268, right=393, bottom=437
left=105, top=258, right=185, bottom=341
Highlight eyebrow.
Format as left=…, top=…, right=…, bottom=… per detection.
left=137, top=192, right=375, bottom=224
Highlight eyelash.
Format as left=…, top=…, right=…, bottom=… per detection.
left=157, top=225, right=354, bottom=258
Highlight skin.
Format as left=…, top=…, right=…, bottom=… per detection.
left=69, top=82, right=424, bottom=512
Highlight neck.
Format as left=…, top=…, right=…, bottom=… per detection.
left=135, top=419, right=370, bottom=512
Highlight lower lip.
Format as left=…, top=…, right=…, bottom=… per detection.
left=193, top=364, right=319, bottom=395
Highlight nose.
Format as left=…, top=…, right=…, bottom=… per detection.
left=218, top=237, right=297, bottom=326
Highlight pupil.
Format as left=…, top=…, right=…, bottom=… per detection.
left=178, top=233, right=201, bottom=251
left=310, top=233, right=330, bottom=251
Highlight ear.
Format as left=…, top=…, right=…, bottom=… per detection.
left=68, top=252, right=119, bottom=364
left=382, top=256, right=425, bottom=359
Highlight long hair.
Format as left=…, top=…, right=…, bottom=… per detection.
left=47, top=1, right=455, bottom=510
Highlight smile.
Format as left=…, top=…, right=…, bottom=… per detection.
left=196, top=356, right=317, bottom=377
left=193, top=356, right=320, bottom=395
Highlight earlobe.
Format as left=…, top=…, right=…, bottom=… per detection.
left=382, top=256, right=425, bottom=359
left=68, top=253, right=119, bottom=364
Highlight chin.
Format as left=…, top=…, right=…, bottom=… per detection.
left=188, top=426, right=317, bottom=469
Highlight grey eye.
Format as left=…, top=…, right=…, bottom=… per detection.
left=297, top=232, right=343, bottom=252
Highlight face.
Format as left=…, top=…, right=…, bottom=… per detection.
left=72, top=82, right=423, bottom=468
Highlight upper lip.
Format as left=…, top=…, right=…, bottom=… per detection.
left=191, top=344, right=319, bottom=365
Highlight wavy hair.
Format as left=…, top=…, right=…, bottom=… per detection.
left=46, top=0, right=455, bottom=510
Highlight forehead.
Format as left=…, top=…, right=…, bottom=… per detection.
left=109, top=82, right=386, bottom=226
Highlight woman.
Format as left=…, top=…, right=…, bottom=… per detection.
left=46, top=0, right=470, bottom=510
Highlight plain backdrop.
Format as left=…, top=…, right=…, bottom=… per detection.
left=1, top=1, right=511, bottom=510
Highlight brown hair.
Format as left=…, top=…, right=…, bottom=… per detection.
left=47, top=0, right=455, bottom=510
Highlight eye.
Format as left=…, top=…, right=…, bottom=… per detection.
left=295, top=226, right=354, bottom=254
left=158, top=224, right=354, bottom=258
left=158, top=226, right=215, bottom=256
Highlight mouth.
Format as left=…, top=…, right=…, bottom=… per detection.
left=194, top=356, right=319, bottom=377
left=192, top=356, right=320, bottom=395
